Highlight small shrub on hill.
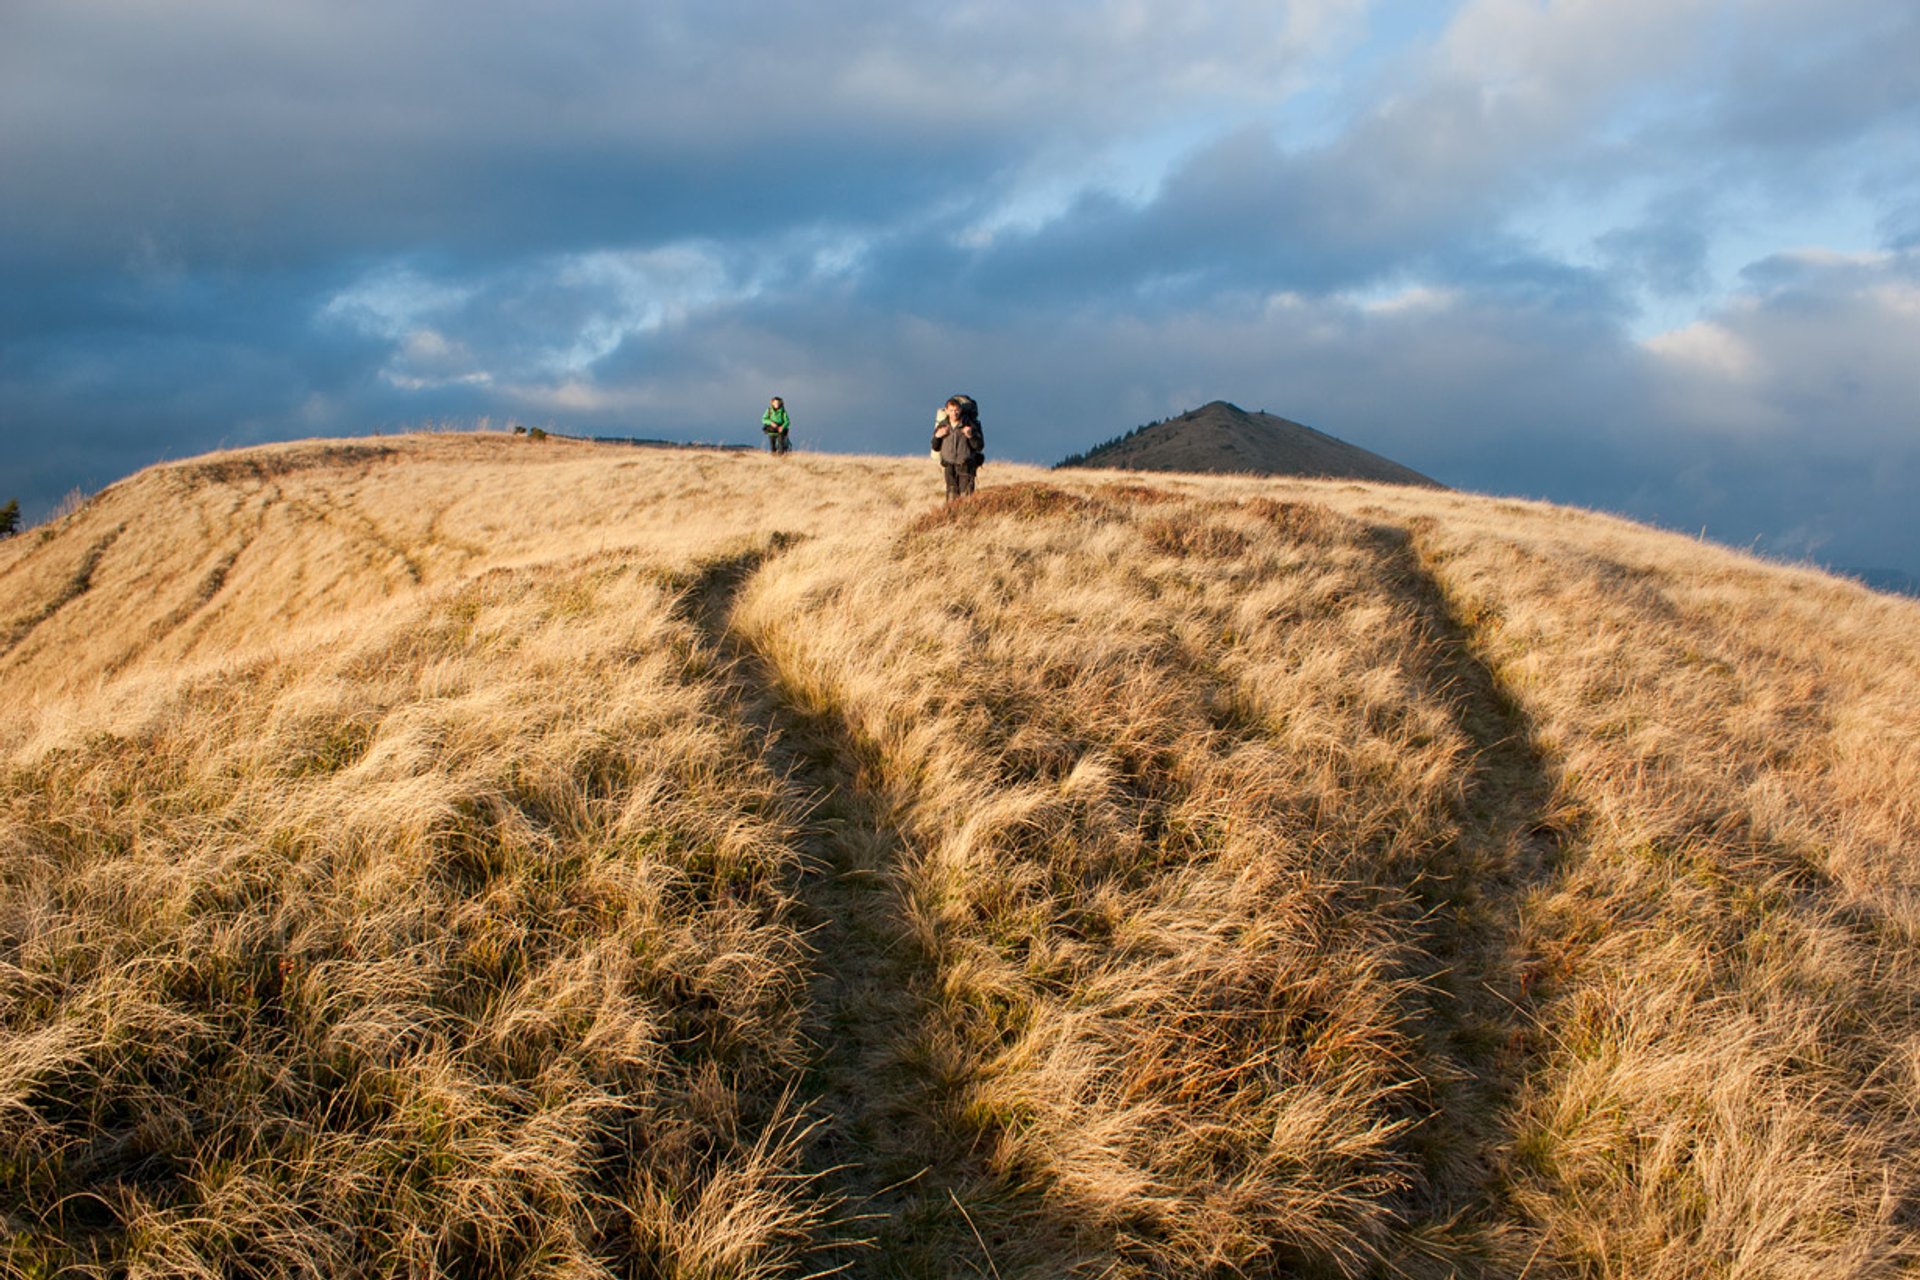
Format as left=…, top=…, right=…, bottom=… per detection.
left=1138, top=513, right=1252, bottom=558
left=903, top=483, right=1112, bottom=536
left=1245, top=497, right=1342, bottom=544
left=1096, top=482, right=1181, bottom=505
left=47, top=487, right=88, bottom=523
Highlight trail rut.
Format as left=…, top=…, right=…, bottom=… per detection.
left=674, top=538, right=1048, bottom=1278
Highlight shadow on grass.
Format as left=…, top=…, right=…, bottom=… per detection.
left=1354, top=518, right=1583, bottom=1275
left=675, top=536, right=1074, bottom=1279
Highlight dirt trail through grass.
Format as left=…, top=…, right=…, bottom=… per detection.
left=1365, top=519, right=1579, bottom=1265
left=676, top=537, right=1047, bottom=1277
left=121, top=485, right=282, bottom=665
left=286, top=491, right=425, bottom=584
left=0, top=524, right=125, bottom=658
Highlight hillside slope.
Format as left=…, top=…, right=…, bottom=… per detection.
left=2, top=433, right=1917, bottom=1278
left=1057, top=400, right=1441, bottom=486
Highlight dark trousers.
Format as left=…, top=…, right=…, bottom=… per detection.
left=943, top=462, right=976, bottom=500
left=767, top=432, right=790, bottom=454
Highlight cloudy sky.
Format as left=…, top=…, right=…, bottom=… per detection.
left=3, top=0, right=1916, bottom=574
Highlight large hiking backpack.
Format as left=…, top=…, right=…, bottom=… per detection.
left=953, top=395, right=983, bottom=466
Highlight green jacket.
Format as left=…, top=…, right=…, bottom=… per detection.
left=761, top=407, right=790, bottom=434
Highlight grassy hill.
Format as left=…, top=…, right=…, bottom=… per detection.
left=2, top=432, right=1917, bottom=1278
left=1056, top=401, right=1441, bottom=487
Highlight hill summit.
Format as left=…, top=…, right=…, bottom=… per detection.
left=1058, top=400, right=1440, bottom=486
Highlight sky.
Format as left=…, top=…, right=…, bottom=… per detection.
left=3, top=0, right=1917, bottom=576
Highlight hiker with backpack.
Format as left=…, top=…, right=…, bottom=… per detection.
left=932, top=394, right=983, bottom=501
left=761, top=396, right=792, bottom=454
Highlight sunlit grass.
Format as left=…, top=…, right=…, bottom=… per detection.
left=1, top=431, right=1915, bottom=1276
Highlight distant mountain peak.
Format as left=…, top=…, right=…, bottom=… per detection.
left=1057, top=401, right=1440, bottom=487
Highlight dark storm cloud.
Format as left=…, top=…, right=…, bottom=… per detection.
left=860, top=118, right=1636, bottom=320
left=0, top=0, right=1353, bottom=513
left=0, top=0, right=1338, bottom=269
left=1, top=261, right=432, bottom=511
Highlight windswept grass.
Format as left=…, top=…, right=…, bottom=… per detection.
left=2, top=554, right=824, bottom=1276
left=739, top=490, right=1512, bottom=1274
left=1, top=431, right=1916, bottom=1276
left=1400, top=508, right=1920, bottom=1276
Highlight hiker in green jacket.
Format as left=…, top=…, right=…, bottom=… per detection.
left=761, top=396, right=792, bottom=454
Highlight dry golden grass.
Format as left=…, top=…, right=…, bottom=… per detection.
left=2, top=555, right=826, bottom=1276
left=1, top=431, right=1917, bottom=1277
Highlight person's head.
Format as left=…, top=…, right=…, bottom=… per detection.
left=948, top=395, right=978, bottom=427
left=770, top=396, right=783, bottom=408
